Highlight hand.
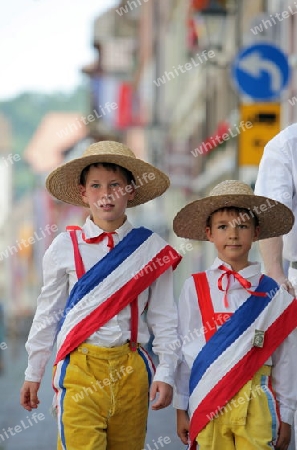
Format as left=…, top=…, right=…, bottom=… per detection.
left=278, top=277, right=295, bottom=297
left=149, top=381, right=172, bottom=410
left=275, top=421, right=291, bottom=450
left=20, top=381, right=40, bottom=411
left=268, top=272, right=295, bottom=297
left=176, top=409, right=190, bottom=445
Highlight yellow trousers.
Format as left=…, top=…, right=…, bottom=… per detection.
left=53, top=343, right=154, bottom=450
left=197, top=365, right=279, bottom=450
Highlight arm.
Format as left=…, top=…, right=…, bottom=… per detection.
left=20, top=234, right=69, bottom=410
left=176, top=409, right=190, bottom=445
left=146, top=268, right=180, bottom=409
left=275, top=422, right=291, bottom=450
left=173, top=278, right=204, bottom=444
left=259, top=236, right=284, bottom=280
left=258, top=237, right=293, bottom=294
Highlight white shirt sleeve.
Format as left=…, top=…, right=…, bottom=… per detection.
left=254, top=133, right=294, bottom=210
left=254, top=132, right=297, bottom=260
left=24, top=233, right=69, bottom=382
left=146, top=267, right=180, bottom=386
left=173, top=278, right=205, bottom=410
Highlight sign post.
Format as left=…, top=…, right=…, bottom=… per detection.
left=231, top=42, right=290, bottom=101
left=238, top=103, right=280, bottom=166
left=231, top=43, right=290, bottom=169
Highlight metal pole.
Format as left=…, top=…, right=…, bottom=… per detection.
left=235, top=0, right=242, bottom=180
left=152, top=0, right=162, bottom=168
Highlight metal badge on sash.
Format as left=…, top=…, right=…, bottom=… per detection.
left=252, top=330, right=265, bottom=348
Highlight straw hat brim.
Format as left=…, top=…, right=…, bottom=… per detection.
left=46, top=154, right=169, bottom=208
left=173, top=194, right=294, bottom=241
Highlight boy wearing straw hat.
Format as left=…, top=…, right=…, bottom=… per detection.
left=173, top=180, right=297, bottom=450
left=20, top=141, right=182, bottom=450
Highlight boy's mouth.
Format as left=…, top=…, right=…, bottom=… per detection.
left=100, top=203, right=114, bottom=210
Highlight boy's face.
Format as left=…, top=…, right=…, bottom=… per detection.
left=205, top=209, right=260, bottom=271
left=79, top=165, right=135, bottom=231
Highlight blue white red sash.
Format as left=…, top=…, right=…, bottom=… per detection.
left=189, top=275, right=297, bottom=449
left=55, top=227, right=181, bottom=364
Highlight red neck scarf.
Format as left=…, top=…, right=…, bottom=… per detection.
left=218, top=264, right=267, bottom=308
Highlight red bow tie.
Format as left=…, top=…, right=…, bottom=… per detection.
left=82, top=231, right=116, bottom=250
left=218, top=264, right=266, bottom=308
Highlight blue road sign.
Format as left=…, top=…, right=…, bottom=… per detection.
left=231, top=43, right=291, bottom=101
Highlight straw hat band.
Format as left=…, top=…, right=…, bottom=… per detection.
left=46, top=141, right=170, bottom=207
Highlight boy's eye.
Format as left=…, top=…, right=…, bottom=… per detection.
left=218, top=225, right=227, bottom=229
left=91, top=183, right=100, bottom=188
left=238, top=224, right=248, bottom=229
left=110, top=182, right=120, bottom=188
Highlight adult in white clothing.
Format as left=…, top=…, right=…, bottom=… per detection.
left=255, top=123, right=297, bottom=450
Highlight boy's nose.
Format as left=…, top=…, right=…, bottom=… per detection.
left=228, top=227, right=239, bottom=239
left=101, top=186, right=112, bottom=196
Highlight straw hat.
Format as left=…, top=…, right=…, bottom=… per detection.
left=46, top=141, right=170, bottom=207
left=173, top=180, right=294, bottom=241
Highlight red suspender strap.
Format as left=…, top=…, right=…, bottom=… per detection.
left=66, top=226, right=86, bottom=279
left=192, top=272, right=216, bottom=342
left=129, top=300, right=138, bottom=351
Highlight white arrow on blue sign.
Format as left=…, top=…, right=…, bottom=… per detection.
left=231, top=42, right=291, bottom=101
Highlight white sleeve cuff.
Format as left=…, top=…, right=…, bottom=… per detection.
left=153, top=365, right=174, bottom=386
left=173, top=392, right=189, bottom=410
left=280, top=406, right=295, bottom=425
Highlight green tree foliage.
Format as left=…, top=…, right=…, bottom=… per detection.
left=0, top=85, right=88, bottom=200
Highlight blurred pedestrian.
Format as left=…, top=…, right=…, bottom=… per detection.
left=20, top=141, right=181, bottom=450
left=173, top=180, right=297, bottom=450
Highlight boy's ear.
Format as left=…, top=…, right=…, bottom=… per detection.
left=127, top=184, right=136, bottom=201
left=253, top=225, right=260, bottom=242
left=205, top=227, right=213, bottom=242
left=79, top=184, right=87, bottom=203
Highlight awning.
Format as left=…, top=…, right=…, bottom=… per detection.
left=24, top=112, right=88, bottom=173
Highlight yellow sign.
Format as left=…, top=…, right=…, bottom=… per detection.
left=238, top=103, right=280, bottom=166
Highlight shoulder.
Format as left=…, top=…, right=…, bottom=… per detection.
left=260, top=273, right=277, bottom=283
left=134, top=227, right=169, bottom=247
left=43, top=231, right=72, bottom=263
left=264, top=124, right=297, bottom=156
left=259, top=274, right=278, bottom=293
left=179, top=276, right=197, bottom=297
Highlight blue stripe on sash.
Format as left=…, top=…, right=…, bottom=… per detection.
left=58, top=355, right=70, bottom=449
left=189, top=275, right=278, bottom=394
left=58, top=227, right=152, bottom=330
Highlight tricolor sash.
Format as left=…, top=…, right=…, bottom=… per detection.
left=55, top=227, right=181, bottom=365
left=189, top=274, right=297, bottom=449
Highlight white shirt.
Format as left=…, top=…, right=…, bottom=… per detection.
left=25, top=217, right=179, bottom=386
left=173, top=258, right=297, bottom=424
left=254, top=123, right=297, bottom=261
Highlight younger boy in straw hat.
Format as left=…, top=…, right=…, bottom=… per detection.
left=20, top=141, right=182, bottom=450
left=173, top=180, right=297, bottom=450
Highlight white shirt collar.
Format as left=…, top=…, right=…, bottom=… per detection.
left=82, top=216, right=133, bottom=240
left=210, top=257, right=261, bottom=279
